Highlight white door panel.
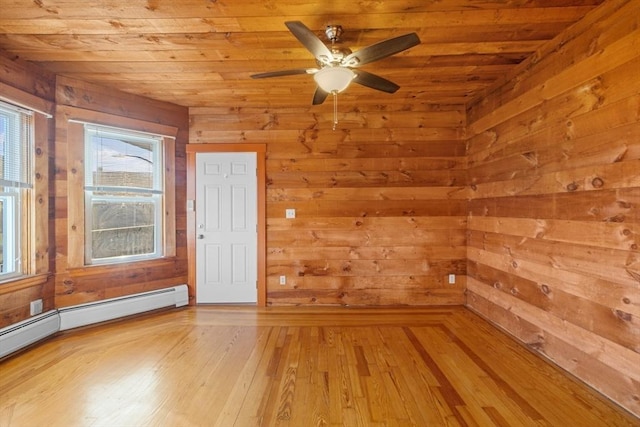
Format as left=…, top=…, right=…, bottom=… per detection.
left=196, top=152, right=257, bottom=303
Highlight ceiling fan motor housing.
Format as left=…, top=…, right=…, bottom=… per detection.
left=325, top=25, right=343, bottom=42
left=321, top=25, right=352, bottom=66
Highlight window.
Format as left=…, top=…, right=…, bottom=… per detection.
left=84, top=124, right=164, bottom=264
left=0, top=101, right=33, bottom=280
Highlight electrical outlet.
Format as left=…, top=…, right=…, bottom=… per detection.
left=279, top=275, right=286, bottom=285
left=448, top=274, right=456, bottom=284
left=285, top=209, right=296, bottom=219
left=30, top=299, right=43, bottom=316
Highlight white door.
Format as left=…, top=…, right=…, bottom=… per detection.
left=195, top=152, right=257, bottom=303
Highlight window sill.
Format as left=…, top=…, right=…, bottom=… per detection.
left=67, top=256, right=178, bottom=275
left=0, top=273, right=51, bottom=295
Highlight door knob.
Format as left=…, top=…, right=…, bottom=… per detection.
left=197, top=234, right=204, bottom=239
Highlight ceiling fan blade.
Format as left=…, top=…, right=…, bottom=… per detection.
left=251, top=68, right=317, bottom=79
left=343, top=33, right=420, bottom=67
left=312, top=88, right=329, bottom=105
left=352, top=70, right=400, bottom=93
left=285, top=21, right=333, bottom=63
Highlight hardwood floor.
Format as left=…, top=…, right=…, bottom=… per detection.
left=0, top=306, right=637, bottom=426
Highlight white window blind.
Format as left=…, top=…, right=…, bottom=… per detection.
left=0, top=102, right=33, bottom=190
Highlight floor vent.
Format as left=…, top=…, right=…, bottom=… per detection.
left=0, top=285, right=188, bottom=358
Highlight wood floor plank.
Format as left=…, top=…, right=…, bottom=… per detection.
left=0, top=306, right=637, bottom=426
left=213, top=327, right=272, bottom=426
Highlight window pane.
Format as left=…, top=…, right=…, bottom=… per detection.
left=87, top=132, right=155, bottom=190
left=0, top=113, right=6, bottom=180
left=0, top=104, right=32, bottom=187
left=0, top=198, right=4, bottom=273
left=84, top=124, right=164, bottom=265
left=90, top=199, right=157, bottom=260
left=0, top=101, right=32, bottom=279
left=0, top=191, right=19, bottom=275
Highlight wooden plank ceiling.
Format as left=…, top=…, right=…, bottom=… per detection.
left=0, top=0, right=604, bottom=110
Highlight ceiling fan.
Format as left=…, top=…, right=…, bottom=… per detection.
left=251, top=21, right=420, bottom=126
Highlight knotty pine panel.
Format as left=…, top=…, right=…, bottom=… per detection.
left=268, top=274, right=466, bottom=290
left=268, top=200, right=468, bottom=218
left=267, top=156, right=466, bottom=173
left=191, top=104, right=467, bottom=307
left=267, top=287, right=466, bottom=306
left=191, top=127, right=464, bottom=145
left=268, top=216, right=468, bottom=230
left=56, top=75, right=188, bottom=124
left=0, top=54, right=56, bottom=102
left=469, top=215, right=637, bottom=252
left=268, top=170, right=468, bottom=188
left=191, top=109, right=465, bottom=131
left=190, top=103, right=464, bottom=116
left=268, top=187, right=470, bottom=202
left=469, top=189, right=639, bottom=221
left=267, top=245, right=467, bottom=262
left=466, top=0, right=640, bottom=417
left=0, top=278, right=55, bottom=328
left=268, top=229, right=466, bottom=248
left=467, top=229, right=639, bottom=293
left=273, top=258, right=465, bottom=278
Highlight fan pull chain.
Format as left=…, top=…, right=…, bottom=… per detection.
left=332, top=90, right=338, bottom=130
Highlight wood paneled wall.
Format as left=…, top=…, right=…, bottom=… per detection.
left=53, top=76, right=190, bottom=307
left=190, top=105, right=468, bottom=306
left=0, top=54, right=190, bottom=324
left=0, top=55, right=56, bottom=328
left=465, top=0, right=639, bottom=417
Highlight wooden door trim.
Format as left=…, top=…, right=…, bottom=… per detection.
left=186, top=143, right=267, bottom=307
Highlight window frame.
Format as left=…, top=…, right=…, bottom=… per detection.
left=64, top=107, right=176, bottom=269
left=0, top=86, right=52, bottom=286
left=83, top=124, right=165, bottom=265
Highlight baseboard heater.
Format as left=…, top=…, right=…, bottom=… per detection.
left=0, top=310, right=61, bottom=359
left=0, top=284, right=188, bottom=359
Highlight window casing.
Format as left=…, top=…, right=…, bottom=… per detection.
left=0, top=101, right=33, bottom=281
left=84, top=124, right=164, bottom=265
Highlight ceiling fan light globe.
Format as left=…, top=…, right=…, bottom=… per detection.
left=313, top=67, right=355, bottom=93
